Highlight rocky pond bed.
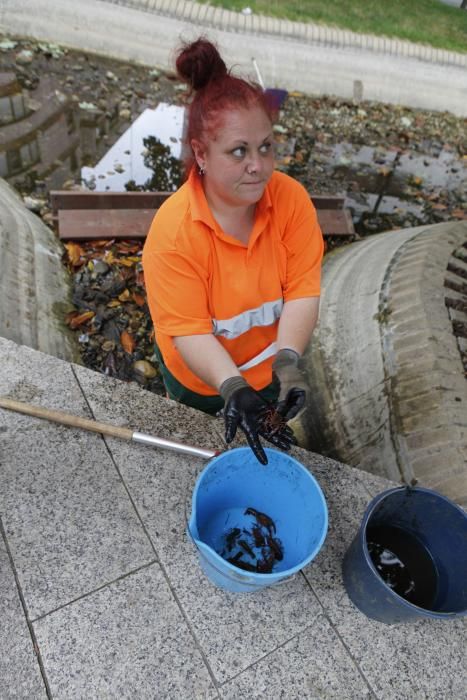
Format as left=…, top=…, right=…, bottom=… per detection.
left=1, top=36, right=466, bottom=390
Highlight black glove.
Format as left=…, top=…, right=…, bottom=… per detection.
left=272, top=349, right=309, bottom=421
left=220, top=377, right=270, bottom=465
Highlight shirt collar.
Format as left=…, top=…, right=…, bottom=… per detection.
left=187, top=168, right=217, bottom=228
left=188, top=167, right=273, bottom=231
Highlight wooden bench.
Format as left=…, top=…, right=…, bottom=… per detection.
left=50, top=190, right=355, bottom=241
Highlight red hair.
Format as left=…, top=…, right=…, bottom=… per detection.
left=175, top=38, right=275, bottom=175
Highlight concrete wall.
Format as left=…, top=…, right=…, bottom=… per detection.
left=1, top=0, right=466, bottom=116
left=0, top=178, right=80, bottom=362
left=297, top=221, right=467, bottom=506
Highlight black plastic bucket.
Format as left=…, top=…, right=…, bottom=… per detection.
left=342, top=486, right=467, bottom=624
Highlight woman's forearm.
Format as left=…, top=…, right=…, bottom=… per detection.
left=173, top=297, right=319, bottom=392
left=173, top=334, right=240, bottom=392
left=277, top=297, right=320, bottom=355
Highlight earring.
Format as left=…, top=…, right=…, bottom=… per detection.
left=198, top=164, right=205, bottom=176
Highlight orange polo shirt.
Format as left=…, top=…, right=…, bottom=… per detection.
left=142, top=169, right=324, bottom=396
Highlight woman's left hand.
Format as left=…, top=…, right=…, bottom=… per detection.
left=272, top=349, right=310, bottom=421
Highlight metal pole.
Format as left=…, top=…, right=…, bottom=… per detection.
left=132, top=432, right=219, bottom=459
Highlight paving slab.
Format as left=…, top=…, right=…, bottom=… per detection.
left=0, top=532, right=47, bottom=699
left=1, top=337, right=466, bottom=698
left=219, top=614, right=372, bottom=699
left=72, top=362, right=223, bottom=566
left=0, top=337, right=155, bottom=620
left=329, top=595, right=467, bottom=700
left=164, top=549, right=323, bottom=685
left=33, top=563, right=217, bottom=699
left=73, top=365, right=325, bottom=685
left=294, top=450, right=380, bottom=619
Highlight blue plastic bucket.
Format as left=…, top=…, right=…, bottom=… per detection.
left=187, top=447, right=328, bottom=593
left=342, top=486, right=467, bottom=624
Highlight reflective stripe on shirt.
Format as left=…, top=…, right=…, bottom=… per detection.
left=238, top=341, right=278, bottom=371
left=212, top=298, right=283, bottom=339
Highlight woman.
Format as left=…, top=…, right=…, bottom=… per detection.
left=142, top=38, right=324, bottom=464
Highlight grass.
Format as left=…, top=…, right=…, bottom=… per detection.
left=199, top=0, right=467, bottom=54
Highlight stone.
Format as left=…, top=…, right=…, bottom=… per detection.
left=132, top=359, right=157, bottom=379
left=22, top=196, right=45, bottom=212
left=15, top=49, right=34, bottom=64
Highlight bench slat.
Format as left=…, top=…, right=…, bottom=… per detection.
left=58, top=209, right=155, bottom=240
left=58, top=207, right=354, bottom=240
left=51, top=191, right=171, bottom=214
left=53, top=188, right=354, bottom=240
left=50, top=190, right=348, bottom=213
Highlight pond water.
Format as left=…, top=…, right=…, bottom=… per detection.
left=81, top=103, right=185, bottom=191
left=0, top=66, right=184, bottom=195
left=330, top=142, right=465, bottom=190
left=312, top=140, right=466, bottom=229
left=0, top=41, right=187, bottom=198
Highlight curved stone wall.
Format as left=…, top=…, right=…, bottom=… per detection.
left=0, top=178, right=80, bottom=362
left=298, top=220, right=467, bottom=505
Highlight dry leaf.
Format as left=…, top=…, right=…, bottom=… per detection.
left=132, top=292, right=146, bottom=306
left=64, top=242, right=84, bottom=266
left=118, top=289, right=131, bottom=302
left=121, top=330, right=135, bottom=354
left=93, top=239, right=114, bottom=248
left=67, top=310, right=95, bottom=329
left=116, top=242, right=140, bottom=254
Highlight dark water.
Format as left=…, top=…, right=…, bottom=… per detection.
left=366, top=525, right=439, bottom=609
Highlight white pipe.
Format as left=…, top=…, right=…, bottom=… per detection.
left=251, top=57, right=265, bottom=90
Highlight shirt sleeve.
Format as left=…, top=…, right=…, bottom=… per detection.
left=280, top=180, right=324, bottom=300
left=143, top=248, right=213, bottom=337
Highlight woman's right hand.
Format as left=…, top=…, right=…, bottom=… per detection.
left=221, top=379, right=269, bottom=464
left=220, top=377, right=295, bottom=465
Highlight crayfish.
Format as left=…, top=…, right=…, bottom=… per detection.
left=219, top=507, right=284, bottom=574
left=260, top=405, right=288, bottom=437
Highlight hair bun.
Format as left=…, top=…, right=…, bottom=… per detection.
left=175, top=38, right=228, bottom=91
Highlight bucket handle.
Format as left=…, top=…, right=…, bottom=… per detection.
left=271, top=573, right=296, bottom=586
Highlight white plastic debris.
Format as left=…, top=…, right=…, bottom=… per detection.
left=79, top=101, right=98, bottom=111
